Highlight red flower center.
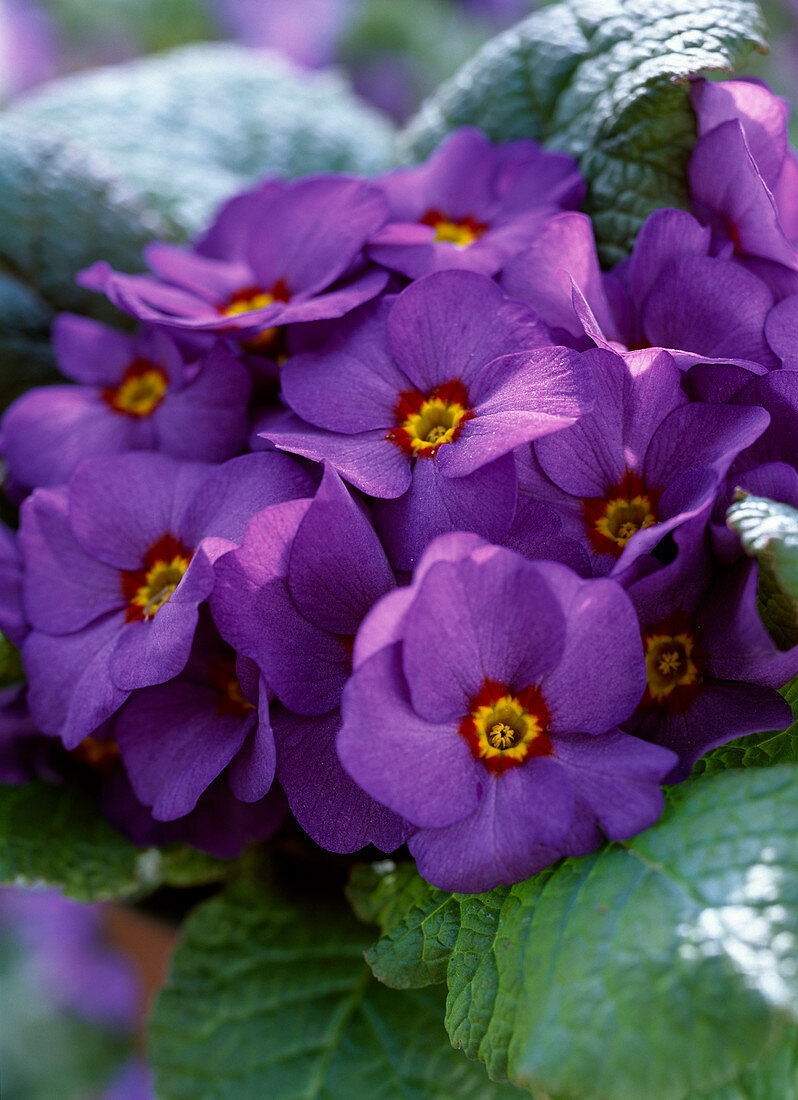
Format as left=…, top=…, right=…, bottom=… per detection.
left=102, top=359, right=168, bottom=418
left=120, top=534, right=193, bottom=623
left=459, top=679, right=553, bottom=774
left=387, top=379, right=473, bottom=458
left=419, top=209, right=487, bottom=247
left=582, top=469, right=660, bottom=557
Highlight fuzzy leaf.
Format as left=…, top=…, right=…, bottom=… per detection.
left=363, top=766, right=798, bottom=1100
left=349, top=861, right=460, bottom=988
left=0, top=781, right=155, bottom=902
left=149, top=873, right=522, bottom=1099
left=727, top=494, right=798, bottom=648
left=3, top=43, right=395, bottom=239
left=400, top=0, right=767, bottom=264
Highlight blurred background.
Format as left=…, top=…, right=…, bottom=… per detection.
left=0, top=0, right=790, bottom=128
left=1, top=1, right=797, bottom=1097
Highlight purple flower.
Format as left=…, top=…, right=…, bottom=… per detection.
left=339, top=535, right=676, bottom=892
left=502, top=208, right=781, bottom=368
left=519, top=346, right=769, bottom=576
left=112, top=612, right=274, bottom=820
left=689, top=77, right=798, bottom=290
left=623, top=520, right=793, bottom=781
left=19, top=451, right=313, bottom=748
left=0, top=316, right=252, bottom=491
left=79, top=176, right=389, bottom=343
left=262, top=270, right=594, bottom=569
left=368, top=128, right=584, bottom=279
left=211, top=465, right=410, bottom=852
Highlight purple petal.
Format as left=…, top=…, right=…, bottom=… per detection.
left=210, top=498, right=312, bottom=655
left=262, top=412, right=411, bottom=498
left=642, top=255, right=777, bottom=365
left=551, top=729, right=674, bottom=838
left=152, top=343, right=251, bottom=462
left=52, top=314, right=140, bottom=386
left=1, top=386, right=150, bottom=490
left=114, top=680, right=255, bottom=819
left=23, top=615, right=129, bottom=746
left=338, top=644, right=481, bottom=828
left=288, top=465, right=394, bottom=634
left=177, top=451, right=314, bottom=548
left=68, top=454, right=210, bottom=570
left=501, top=212, right=616, bottom=338
left=274, top=707, right=412, bottom=853
left=20, top=487, right=123, bottom=635
left=401, top=551, right=566, bottom=723
left=438, top=346, right=593, bottom=478
left=251, top=579, right=352, bottom=715
left=408, top=761, right=574, bottom=893
left=540, top=568, right=646, bottom=734
left=228, top=681, right=277, bottom=803
left=629, top=682, right=792, bottom=783
left=387, top=270, right=550, bottom=392
left=246, top=176, right=388, bottom=296
left=373, top=454, right=516, bottom=571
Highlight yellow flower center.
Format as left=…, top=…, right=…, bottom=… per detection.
left=644, top=631, right=699, bottom=702
left=121, top=534, right=193, bottom=623
left=420, top=208, right=487, bottom=248
left=582, top=470, right=660, bottom=557
left=389, top=379, right=472, bottom=457
left=220, top=281, right=290, bottom=352
left=103, top=360, right=168, bottom=418
left=459, top=681, right=552, bottom=773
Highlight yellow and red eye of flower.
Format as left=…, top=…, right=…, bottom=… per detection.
left=387, top=378, right=473, bottom=458
left=207, top=658, right=256, bottom=719
left=419, top=208, right=487, bottom=247
left=459, top=680, right=553, bottom=774
left=102, top=358, right=169, bottom=418
left=582, top=469, right=661, bottom=557
left=641, top=614, right=703, bottom=710
left=220, top=279, right=291, bottom=351
left=120, top=533, right=193, bottom=623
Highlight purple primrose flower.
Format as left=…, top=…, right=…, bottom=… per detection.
left=624, top=520, right=793, bottom=781
left=339, top=535, right=676, bottom=892
left=211, top=465, right=411, bottom=852
left=368, top=127, right=584, bottom=279
left=80, top=176, right=390, bottom=345
left=262, top=270, right=594, bottom=569
left=0, top=315, right=252, bottom=491
left=19, top=450, right=313, bottom=749
left=519, top=346, right=769, bottom=576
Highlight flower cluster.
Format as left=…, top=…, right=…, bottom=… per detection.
left=2, top=80, right=797, bottom=892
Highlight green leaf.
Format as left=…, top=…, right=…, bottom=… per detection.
left=692, top=1038, right=798, bottom=1099
left=399, top=0, right=767, bottom=265
left=348, top=861, right=460, bottom=988
left=727, top=493, right=798, bottom=646
left=3, top=44, right=395, bottom=240
left=364, top=766, right=798, bottom=1100
left=153, top=843, right=233, bottom=889
left=693, top=675, right=798, bottom=777
left=0, top=127, right=163, bottom=409
left=0, top=781, right=157, bottom=901
left=150, top=872, right=523, bottom=1099
left=0, top=631, right=24, bottom=688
